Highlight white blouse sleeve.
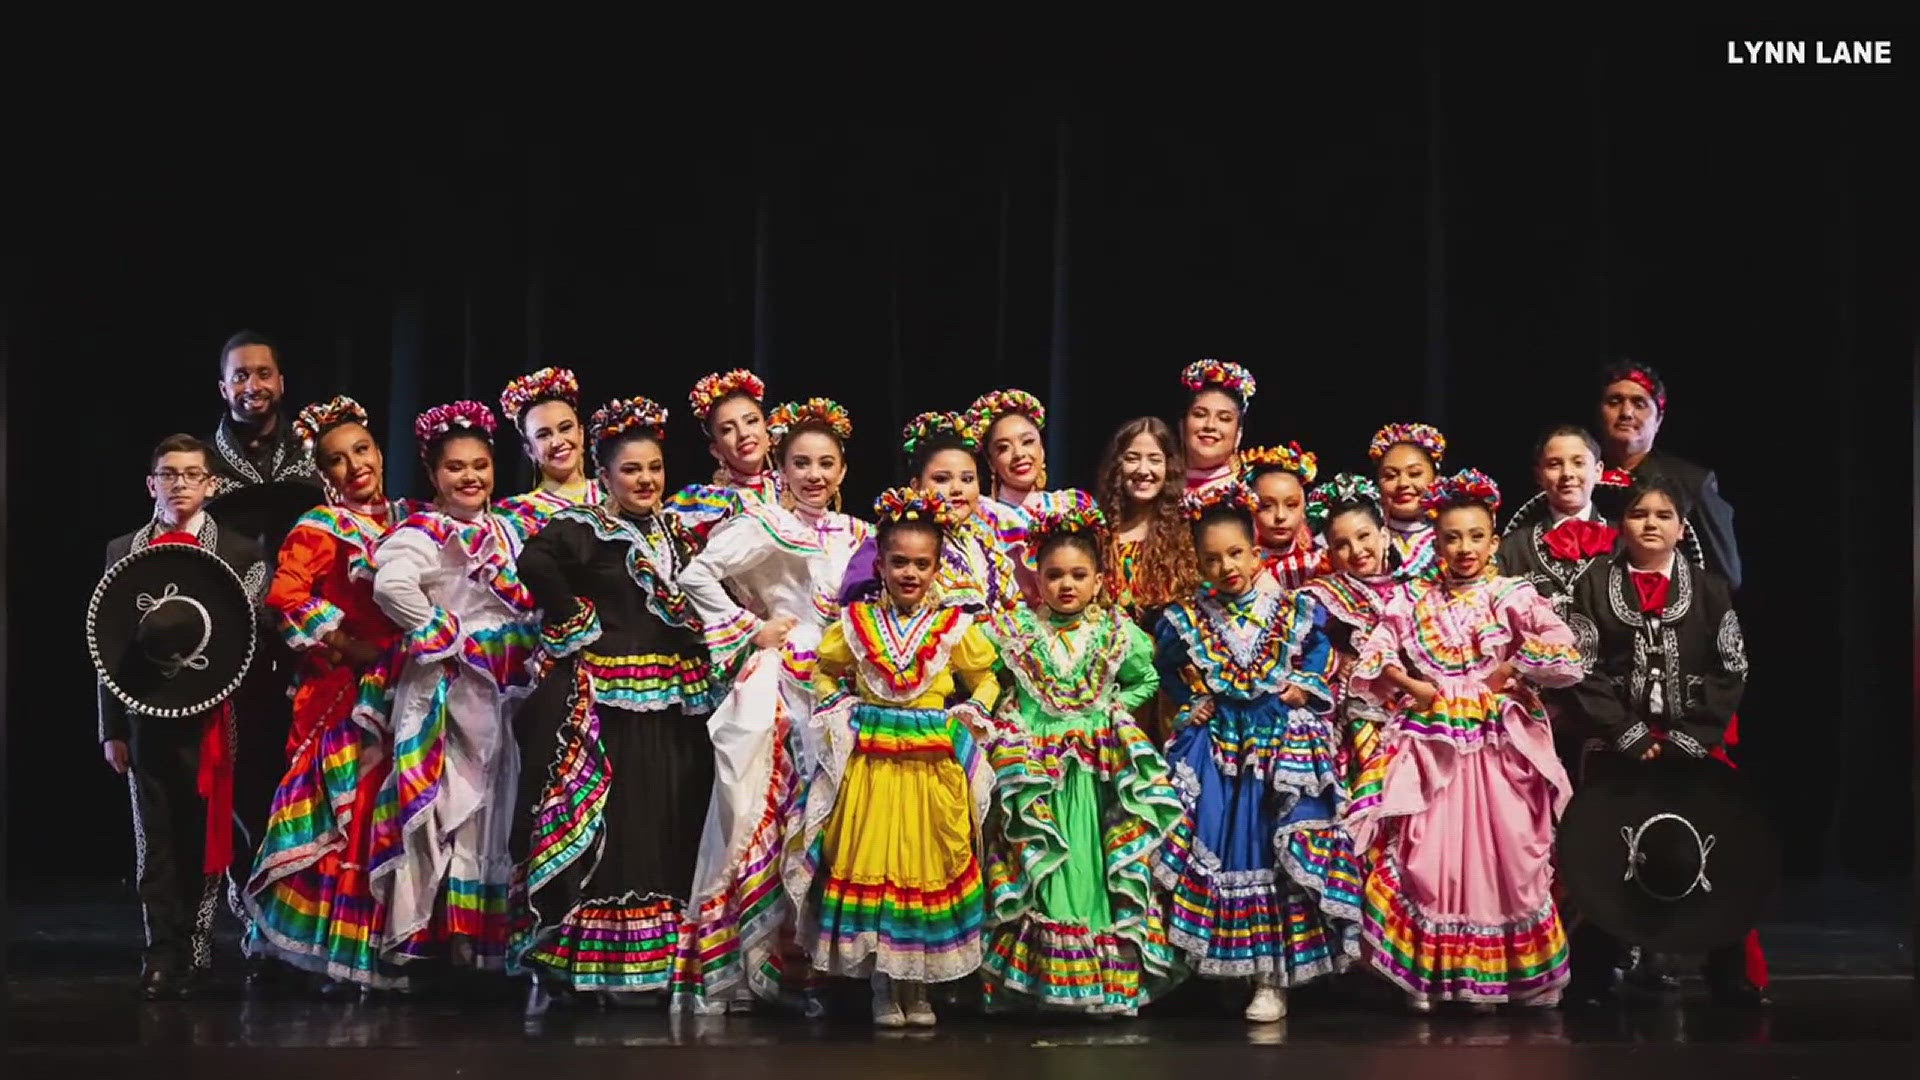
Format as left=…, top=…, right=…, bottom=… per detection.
left=373, top=526, right=462, bottom=663
left=678, top=514, right=779, bottom=671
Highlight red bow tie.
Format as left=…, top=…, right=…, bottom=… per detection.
left=1543, top=518, right=1618, bottom=561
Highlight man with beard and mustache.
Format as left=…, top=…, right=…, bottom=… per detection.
left=203, top=330, right=325, bottom=987
left=1592, top=360, right=1741, bottom=592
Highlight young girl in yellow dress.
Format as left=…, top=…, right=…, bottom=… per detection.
left=783, top=488, right=1003, bottom=1027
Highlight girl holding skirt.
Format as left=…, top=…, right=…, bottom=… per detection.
left=1348, top=469, right=1584, bottom=1012
left=979, top=501, right=1183, bottom=1016
left=508, top=397, right=722, bottom=1013
left=784, top=488, right=1001, bottom=1028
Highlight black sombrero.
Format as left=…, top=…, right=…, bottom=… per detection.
left=1557, top=753, right=1779, bottom=952
left=87, top=541, right=258, bottom=719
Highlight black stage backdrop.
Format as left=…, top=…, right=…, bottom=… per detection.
left=6, top=36, right=1913, bottom=902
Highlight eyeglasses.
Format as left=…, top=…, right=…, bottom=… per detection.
left=152, top=469, right=213, bottom=486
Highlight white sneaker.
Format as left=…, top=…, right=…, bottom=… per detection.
left=1469, top=1001, right=1497, bottom=1015
left=900, top=980, right=937, bottom=1027
left=871, top=973, right=906, bottom=1028
left=1244, top=986, right=1287, bottom=1022
left=1407, top=994, right=1433, bottom=1014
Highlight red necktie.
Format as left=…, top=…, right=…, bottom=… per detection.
left=1544, top=518, right=1619, bottom=561
left=149, top=529, right=235, bottom=874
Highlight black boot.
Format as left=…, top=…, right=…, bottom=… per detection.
left=1704, top=945, right=1771, bottom=1009
left=140, top=969, right=185, bottom=1001
left=1621, top=949, right=1681, bottom=995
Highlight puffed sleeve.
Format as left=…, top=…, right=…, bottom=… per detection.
left=373, top=525, right=460, bottom=664
left=1284, top=592, right=1336, bottom=715
left=1504, top=581, right=1585, bottom=689
left=949, top=622, right=1002, bottom=722
left=679, top=514, right=777, bottom=674
left=1152, top=608, right=1198, bottom=707
left=1114, top=618, right=1162, bottom=714
left=1349, top=597, right=1414, bottom=707
left=517, top=520, right=601, bottom=658
left=812, top=618, right=854, bottom=703
left=835, top=535, right=881, bottom=606
left=268, top=523, right=345, bottom=651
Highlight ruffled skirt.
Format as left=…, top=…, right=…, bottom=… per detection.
left=1354, top=690, right=1570, bottom=1003
left=245, top=658, right=410, bottom=986
left=1152, top=696, right=1364, bottom=983
left=794, top=703, right=990, bottom=983
left=507, top=659, right=714, bottom=991
left=980, top=708, right=1183, bottom=1012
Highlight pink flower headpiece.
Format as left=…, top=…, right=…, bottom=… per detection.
left=413, top=401, right=498, bottom=459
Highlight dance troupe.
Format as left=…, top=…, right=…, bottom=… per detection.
left=88, top=332, right=1769, bottom=1027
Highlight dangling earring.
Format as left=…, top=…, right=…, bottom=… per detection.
left=831, top=488, right=843, bottom=514
left=1036, top=461, right=1049, bottom=490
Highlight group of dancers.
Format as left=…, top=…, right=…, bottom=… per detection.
left=98, top=334, right=1768, bottom=1026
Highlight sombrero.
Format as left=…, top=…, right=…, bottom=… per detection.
left=87, top=541, right=258, bottom=718
left=1557, top=753, right=1779, bottom=952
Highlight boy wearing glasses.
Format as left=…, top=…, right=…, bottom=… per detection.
left=99, top=434, right=268, bottom=999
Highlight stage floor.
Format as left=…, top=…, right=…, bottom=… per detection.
left=7, top=897, right=1913, bottom=1078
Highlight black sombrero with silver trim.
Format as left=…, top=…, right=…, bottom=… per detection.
left=87, top=540, right=258, bottom=718
left=1557, top=753, right=1779, bottom=952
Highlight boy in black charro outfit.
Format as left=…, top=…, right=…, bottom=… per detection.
left=93, top=434, right=267, bottom=999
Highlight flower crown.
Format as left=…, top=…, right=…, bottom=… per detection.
left=1423, top=468, right=1502, bottom=516
left=964, top=388, right=1047, bottom=440
left=901, top=410, right=978, bottom=456
left=689, top=369, right=767, bottom=422
left=413, top=401, right=498, bottom=457
left=1305, top=473, right=1383, bottom=529
left=587, top=396, right=671, bottom=453
left=872, top=486, right=956, bottom=528
left=499, top=366, right=581, bottom=427
left=1180, top=480, right=1260, bottom=522
left=768, top=397, right=853, bottom=445
left=1180, top=359, right=1257, bottom=407
left=294, top=395, right=370, bottom=452
left=1368, top=422, right=1448, bottom=463
left=1239, top=442, right=1319, bottom=485
left=1024, top=499, right=1108, bottom=561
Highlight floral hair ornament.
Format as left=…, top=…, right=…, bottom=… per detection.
left=1423, top=468, right=1503, bottom=517
left=294, top=396, right=371, bottom=453
left=1239, top=442, right=1320, bottom=486
left=768, top=397, right=853, bottom=446
left=587, top=396, right=671, bottom=454
left=1022, top=497, right=1107, bottom=567
left=1305, top=473, right=1383, bottom=530
left=689, top=369, right=768, bottom=423
left=901, top=411, right=979, bottom=457
left=1368, top=422, right=1448, bottom=464
left=498, top=366, right=581, bottom=429
left=964, top=388, right=1047, bottom=440
left=872, top=486, right=957, bottom=529
left=413, top=401, right=498, bottom=459
left=1179, top=479, right=1261, bottom=522
left=1180, top=359, right=1257, bottom=409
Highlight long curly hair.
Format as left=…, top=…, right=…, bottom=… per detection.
left=1096, top=416, right=1199, bottom=615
